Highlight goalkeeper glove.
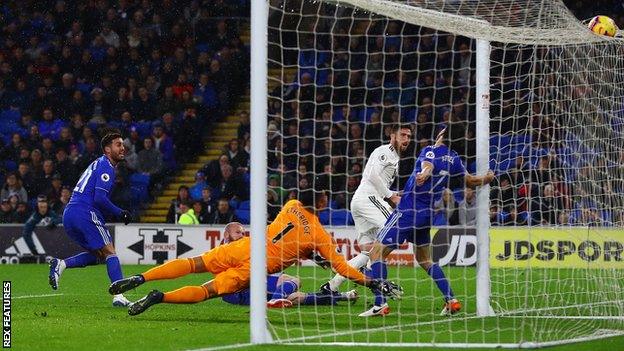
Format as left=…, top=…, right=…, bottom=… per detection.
left=120, top=210, right=132, bottom=225
left=369, top=279, right=403, bottom=300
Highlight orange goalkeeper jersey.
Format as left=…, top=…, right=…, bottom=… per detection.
left=265, top=200, right=367, bottom=285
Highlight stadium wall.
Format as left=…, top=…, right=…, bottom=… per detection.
left=0, top=225, right=622, bottom=268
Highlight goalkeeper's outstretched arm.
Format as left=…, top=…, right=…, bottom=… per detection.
left=314, top=230, right=403, bottom=299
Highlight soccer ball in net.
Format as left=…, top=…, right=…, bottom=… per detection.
left=588, top=15, right=618, bottom=37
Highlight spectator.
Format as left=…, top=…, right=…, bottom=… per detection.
left=0, top=198, right=15, bottom=223
left=199, top=187, right=216, bottom=217
left=225, top=138, right=249, bottom=171
left=458, top=188, right=477, bottom=226
left=177, top=201, right=199, bottom=225
left=194, top=200, right=210, bottom=224
left=434, top=188, right=459, bottom=225
left=237, top=111, right=250, bottom=141
left=189, top=172, right=208, bottom=200
left=214, top=164, right=245, bottom=200
left=208, top=198, right=238, bottom=224
left=38, top=109, right=65, bottom=140
left=53, top=186, right=71, bottom=215
left=54, top=148, right=75, bottom=185
left=46, top=173, right=64, bottom=205
left=136, top=137, right=163, bottom=177
left=194, top=73, right=218, bottom=112
left=152, top=122, right=176, bottom=171
left=13, top=202, right=31, bottom=224
left=203, top=154, right=230, bottom=188
left=22, top=195, right=62, bottom=255
left=166, top=185, right=190, bottom=223
left=1, top=172, right=28, bottom=203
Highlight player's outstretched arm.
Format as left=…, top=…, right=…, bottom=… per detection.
left=465, top=170, right=495, bottom=188
left=314, top=233, right=403, bottom=298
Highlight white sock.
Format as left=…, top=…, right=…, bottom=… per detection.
left=58, top=260, right=66, bottom=276
left=328, top=251, right=370, bottom=291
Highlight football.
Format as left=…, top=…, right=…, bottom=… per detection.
left=588, top=15, right=618, bottom=37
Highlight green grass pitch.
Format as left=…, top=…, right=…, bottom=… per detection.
left=1, top=264, right=623, bottom=350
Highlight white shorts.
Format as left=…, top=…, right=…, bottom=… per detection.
left=350, top=195, right=393, bottom=244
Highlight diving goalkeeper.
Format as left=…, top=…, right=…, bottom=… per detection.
left=110, top=189, right=401, bottom=315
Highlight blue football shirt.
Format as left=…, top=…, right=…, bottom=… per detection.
left=398, top=144, right=466, bottom=212
left=68, top=155, right=118, bottom=214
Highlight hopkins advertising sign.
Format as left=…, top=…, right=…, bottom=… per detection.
left=115, top=225, right=231, bottom=264
left=490, top=227, right=624, bottom=269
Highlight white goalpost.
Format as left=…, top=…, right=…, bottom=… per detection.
left=250, top=0, right=624, bottom=347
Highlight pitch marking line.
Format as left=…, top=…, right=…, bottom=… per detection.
left=13, top=293, right=63, bottom=299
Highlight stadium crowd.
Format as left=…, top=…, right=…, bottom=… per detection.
left=0, top=0, right=622, bottom=227
left=255, top=0, right=624, bottom=226
left=0, top=0, right=249, bottom=223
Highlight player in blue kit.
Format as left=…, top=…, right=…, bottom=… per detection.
left=48, top=132, right=133, bottom=307
left=360, top=125, right=495, bottom=317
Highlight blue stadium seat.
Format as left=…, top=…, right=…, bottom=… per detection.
left=235, top=209, right=250, bottom=224
left=129, top=173, right=150, bottom=204
left=239, top=200, right=250, bottom=210
left=318, top=209, right=330, bottom=225
left=229, top=199, right=240, bottom=210
left=330, top=209, right=353, bottom=226
left=0, top=109, right=21, bottom=124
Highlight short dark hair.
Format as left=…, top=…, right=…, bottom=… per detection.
left=101, top=132, right=122, bottom=151
left=390, top=124, right=411, bottom=133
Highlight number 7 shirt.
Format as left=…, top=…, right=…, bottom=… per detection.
left=266, top=200, right=366, bottom=285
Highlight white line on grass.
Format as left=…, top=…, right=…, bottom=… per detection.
left=13, top=293, right=63, bottom=299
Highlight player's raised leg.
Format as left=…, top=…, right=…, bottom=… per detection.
left=128, top=266, right=249, bottom=315
left=109, top=256, right=203, bottom=294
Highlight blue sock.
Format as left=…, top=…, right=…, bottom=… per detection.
left=105, top=255, right=124, bottom=283
left=64, top=252, right=98, bottom=268
left=301, top=292, right=340, bottom=305
left=427, top=263, right=454, bottom=301
left=270, top=281, right=298, bottom=300
left=370, top=261, right=387, bottom=306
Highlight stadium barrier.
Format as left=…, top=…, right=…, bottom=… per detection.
left=0, top=225, right=621, bottom=268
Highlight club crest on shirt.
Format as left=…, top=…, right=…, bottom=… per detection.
left=426, top=151, right=435, bottom=159
left=380, top=154, right=386, bottom=161
left=101, top=173, right=110, bottom=182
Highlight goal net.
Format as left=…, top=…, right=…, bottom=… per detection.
left=262, top=0, right=624, bottom=347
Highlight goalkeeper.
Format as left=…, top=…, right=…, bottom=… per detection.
left=362, top=124, right=494, bottom=317
left=110, top=189, right=401, bottom=315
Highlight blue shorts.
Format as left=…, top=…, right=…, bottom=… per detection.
left=63, top=205, right=112, bottom=251
left=377, top=209, right=432, bottom=249
left=221, top=275, right=281, bottom=305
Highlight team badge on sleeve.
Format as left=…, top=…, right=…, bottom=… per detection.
left=101, top=173, right=110, bottom=182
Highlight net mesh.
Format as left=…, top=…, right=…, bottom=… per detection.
left=264, top=0, right=624, bottom=346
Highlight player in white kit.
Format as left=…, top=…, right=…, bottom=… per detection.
left=322, top=124, right=412, bottom=293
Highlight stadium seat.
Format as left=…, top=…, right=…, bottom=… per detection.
left=239, top=200, right=250, bottom=211
left=330, top=209, right=353, bottom=226
left=129, top=173, right=150, bottom=204
left=235, top=209, right=250, bottom=224
left=229, top=199, right=240, bottom=210
left=318, top=209, right=330, bottom=225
